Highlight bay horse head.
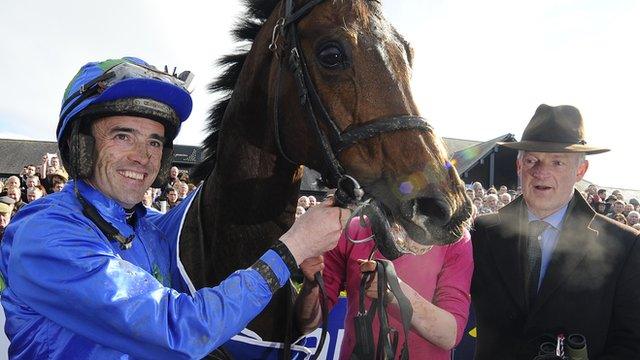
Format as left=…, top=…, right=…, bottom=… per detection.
left=266, top=0, right=473, bottom=258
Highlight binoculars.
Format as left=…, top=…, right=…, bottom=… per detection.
left=532, top=334, right=588, bottom=360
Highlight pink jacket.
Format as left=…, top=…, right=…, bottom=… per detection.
left=323, top=218, right=473, bottom=359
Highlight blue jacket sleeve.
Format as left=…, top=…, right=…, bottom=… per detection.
left=6, top=210, right=290, bottom=359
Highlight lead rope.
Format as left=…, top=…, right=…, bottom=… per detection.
left=352, top=256, right=413, bottom=360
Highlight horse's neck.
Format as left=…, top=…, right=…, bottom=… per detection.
left=202, top=44, right=303, bottom=279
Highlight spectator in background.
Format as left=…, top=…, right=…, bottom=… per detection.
left=0, top=202, right=11, bottom=239
left=614, top=213, right=628, bottom=225
left=499, top=192, right=512, bottom=206
left=307, top=195, right=317, bottom=207
left=627, top=211, right=639, bottom=227
left=465, top=188, right=475, bottom=200
left=595, top=202, right=607, bottom=215
left=295, top=206, right=306, bottom=219
left=50, top=174, right=67, bottom=193
left=498, top=185, right=508, bottom=196
left=2, top=176, right=21, bottom=198
left=142, top=188, right=158, bottom=211
left=166, top=188, right=181, bottom=209
left=624, top=203, right=635, bottom=217
left=168, top=166, right=181, bottom=188
left=0, top=196, right=15, bottom=217
left=484, top=194, right=500, bottom=213
left=614, top=191, right=624, bottom=201
left=597, top=189, right=607, bottom=202
left=177, top=181, right=189, bottom=200
left=6, top=188, right=25, bottom=216
left=473, top=197, right=484, bottom=213
left=298, top=195, right=310, bottom=209
left=20, top=165, right=37, bottom=188
left=607, top=200, right=625, bottom=219
left=629, top=198, right=640, bottom=211
left=26, top=176, right=40, bottom=190
left=26, top=187, right=44, bottom=203
left=177, top=171, right=190, bottom=185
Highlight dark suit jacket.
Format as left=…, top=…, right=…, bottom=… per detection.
left=471, top=190, right=640, bottom=359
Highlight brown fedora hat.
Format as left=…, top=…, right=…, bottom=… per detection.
left=499, top=104, right=609, bottom=154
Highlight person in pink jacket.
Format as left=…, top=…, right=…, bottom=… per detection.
left=296, top=217, right=473, bottom=359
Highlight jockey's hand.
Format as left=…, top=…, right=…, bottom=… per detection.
left=280, top=197, right=350, bottom=265
left=357, top=259, right=396, bottom=304
left=300, top=256, right=324, bottom=282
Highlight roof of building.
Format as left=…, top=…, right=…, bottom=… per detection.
left=450, top=133, right=517, bottom=174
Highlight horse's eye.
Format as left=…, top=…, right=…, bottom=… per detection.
left=317, top=43, right=348, bottom=70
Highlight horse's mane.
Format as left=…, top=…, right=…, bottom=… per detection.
left=191, top=0, right=280, bottom=181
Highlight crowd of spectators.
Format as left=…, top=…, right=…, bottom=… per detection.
left=295, top=195, right=318, bottom=219
left=0, top=154, right=198, bottom=237
left=468, top=181, right=640, bottom=231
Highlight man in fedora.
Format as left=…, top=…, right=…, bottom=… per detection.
left=471, top=104, right=640, bottom=358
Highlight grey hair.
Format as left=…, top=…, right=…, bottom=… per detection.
left=517, top=150, right=586, bottom=165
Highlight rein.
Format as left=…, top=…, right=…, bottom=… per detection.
left=270, top=0, right=420, bottom=358
left=354, top=258, right=413, bottom=360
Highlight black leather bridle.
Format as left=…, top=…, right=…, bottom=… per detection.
left=272, top=0, right=433, bottom=206
left=270, top=1, right=420, bottom=359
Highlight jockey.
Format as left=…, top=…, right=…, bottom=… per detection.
left=0, top=57, right=348, bottom=359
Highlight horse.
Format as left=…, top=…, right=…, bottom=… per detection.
left=180, top=0, right=473, bottom=351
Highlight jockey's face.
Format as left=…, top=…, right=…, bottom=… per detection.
left=88, top=116, right=165, bottom=209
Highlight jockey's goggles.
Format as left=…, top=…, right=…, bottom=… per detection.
left=57, top=57, right=193, bottom=142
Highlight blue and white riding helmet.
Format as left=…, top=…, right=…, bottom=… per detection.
left=57, top=56, right=193, bottom=145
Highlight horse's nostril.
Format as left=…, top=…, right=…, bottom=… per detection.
left=416, top=196, right=452, bottom=226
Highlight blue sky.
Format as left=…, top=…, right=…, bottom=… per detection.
left=1, top=0, right=639, bottom=189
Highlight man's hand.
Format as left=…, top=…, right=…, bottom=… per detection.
left=280, top=198, right=350, bottom=265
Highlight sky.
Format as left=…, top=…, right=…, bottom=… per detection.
left=1, top=0, right=639, bottom=190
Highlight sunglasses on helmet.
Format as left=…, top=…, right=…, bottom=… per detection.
left=60, top=61, right=193, bottom=124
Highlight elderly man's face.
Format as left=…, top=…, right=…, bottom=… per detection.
left=88, top=116, right=165, bottom=209
left=7, top=188, right=20, bottom=202
left=170, top=167, right=179, bottom=179
left=518, top=152, right=588, bottom=218
left=27, top=189, right=42, bottom=203
left=26, top=177, right=38, bottom=188
left=627, top=212, right=640, bottom=226
left=178, top=184, right=188, bottom=197
left=6, top=178, right=19, bottom=190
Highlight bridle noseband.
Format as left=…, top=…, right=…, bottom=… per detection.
left=272, top=0, right=433, bottom=207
